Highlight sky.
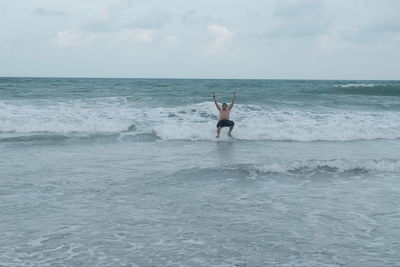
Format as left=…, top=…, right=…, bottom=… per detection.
left=0, top=0, right=399, bottom=79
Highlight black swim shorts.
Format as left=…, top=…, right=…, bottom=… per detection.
left=217, top=120, right=234, bottom=128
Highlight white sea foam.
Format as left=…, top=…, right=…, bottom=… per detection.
left=1, top=99, right=400, bottom=141
left=174, top=159, right=400, bottom=178
left=251, top=159, right=400, bottom=175
left=0, top=98, right=135, bottom=134
left=335, top=83, right=377, bottom=88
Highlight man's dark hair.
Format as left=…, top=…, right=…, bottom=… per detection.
left=222, top=103, right=227, bottom=107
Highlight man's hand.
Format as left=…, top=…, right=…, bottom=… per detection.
left=212, top=92, right=220, bottom=110
left=229, top=91, right=236, bottom=110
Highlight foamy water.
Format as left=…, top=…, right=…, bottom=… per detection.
left=335, top=83, right=377, bottom=88
left=1, top=100, right=400, bottom=142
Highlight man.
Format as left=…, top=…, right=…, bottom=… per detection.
left=212, top=92, right=236, bottom=138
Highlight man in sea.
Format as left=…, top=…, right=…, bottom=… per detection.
left=212, top=92, right=236, bottom=138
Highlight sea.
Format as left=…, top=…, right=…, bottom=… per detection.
left=1, top=77, right=400, bottom=266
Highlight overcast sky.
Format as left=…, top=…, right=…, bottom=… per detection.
left=1, top=0, right=399, bottom=79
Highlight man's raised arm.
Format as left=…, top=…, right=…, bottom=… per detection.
left=229, top=92, right=236, bottom=110
left=212, top=92, right=221, bottom=111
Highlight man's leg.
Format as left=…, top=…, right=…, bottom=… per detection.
left=228, top=125, right=234, bottom=137
left=216, top=127, right=221, bottom=138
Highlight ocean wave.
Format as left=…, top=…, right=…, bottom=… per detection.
left=0, top=134, right=70, bottom=143
left=173, top=159, right=400, bottom=179
left=251, top=159, right=400, bottom=175
left=333, top=83, right=400, bottom=96
left=335, top=83, right=377, bottom=88
left=1, top=100, right=400, bottom=142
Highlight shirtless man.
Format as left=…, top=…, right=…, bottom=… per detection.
left=212, top=92, right=236, bottom=138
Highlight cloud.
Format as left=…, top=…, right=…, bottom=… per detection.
left=81, top=7, right=168, bottom=38
left=267, top=0, right=329, bottom=38
left=98, top=0, right=118, bottom=20
left=366, top=19, right=400, bottom=34
left=117, top=28, right=155, bottom=44
left=55, top=27, right=156, bottom=47
left=396, top=33, right=400, bottom=42
left=34, top=7, right=66, bottom=16
left=317, top=32, right=346, bottom=50
left=98, top=0, right=132, bottom=20
left=81, top=20, right=115, bottom=33
left=163, top=35, right=178, bottom=46
left=181, top=9, right=221, bottom=24
left=207, top=24, right=234, bottom=52
left=341, top=18, right=400, bottom=45
left=274, top=0, right=323, bottom=18
left=130, top=9, right=171, bottom=29
left=54, top=30, right=107, bottom=47
left=268, top=18, right=329, bottom=38
left=55, top=1, right=161, bottom=48
left=181, top=9, right=197, bottom=24
left=268, top=1, right=400, bottom=46
left=318, top=34, right=332, bottom=50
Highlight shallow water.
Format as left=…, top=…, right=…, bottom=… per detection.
left=1, top=78, right=400, bottom=266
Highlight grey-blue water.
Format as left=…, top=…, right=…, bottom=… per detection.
left=1, top=78, right=400, bottom=266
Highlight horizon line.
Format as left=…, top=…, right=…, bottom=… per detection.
left=0, top=75, right=399, bottom=81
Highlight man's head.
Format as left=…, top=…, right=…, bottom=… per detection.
left=222, top=103, right=228, bottom=110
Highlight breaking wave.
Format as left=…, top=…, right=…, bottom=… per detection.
left=173, top=159, right=400, bottom=179
left=335, top=83, right=377, bottom=88
left=250, top=159, right=400, bottom=175
left=1, top=99, right=400, bottom=142
left=334, top=83, right=400, bottom=96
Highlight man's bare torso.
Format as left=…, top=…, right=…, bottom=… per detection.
left=219, top=108, right=231, bottom=120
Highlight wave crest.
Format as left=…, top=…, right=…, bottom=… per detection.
left=1, top=100, right=400, bottom=142
left=335, top=83, right=377, bottom=88
left=251, top=159, right=400, bottom=175
left=173, top=159, right=400, bottom=180
left=334, top=83, right=400, bottom=96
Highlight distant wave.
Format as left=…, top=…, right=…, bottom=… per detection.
left=333, top=83, right=400, bottom=96
left=335, top=83, right=377, bottom=88
left=1, top=100, right=400, bottom=142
